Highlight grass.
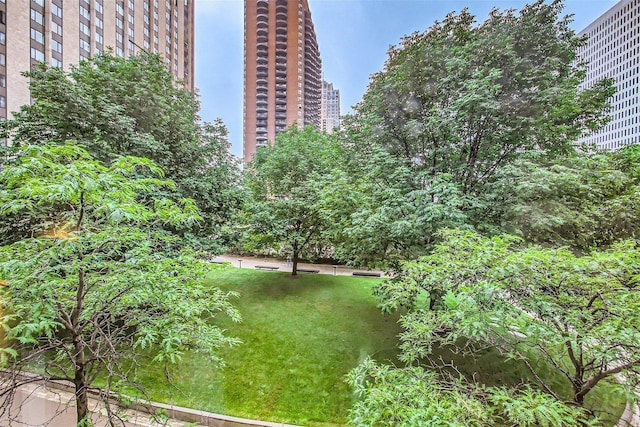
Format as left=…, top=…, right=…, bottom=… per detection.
left=129, top=268, right=402, bottom=426
left=121, top=267, right=625, bottom=426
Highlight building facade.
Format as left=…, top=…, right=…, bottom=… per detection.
left=0, top=0, right=195, bottom=123
left=577, top=0, right=640, bottom=150
left=320, top=80, right=340, bottom=133
left=243, top=0, right=322, bottom=163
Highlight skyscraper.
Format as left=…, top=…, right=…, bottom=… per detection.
left=321, top=80, right=340, bottom=133
left=243, top=0, right=322, bottom=163
left=0, top=0, right=195, bottom=123
left=577, top=0, right=640, bottom=150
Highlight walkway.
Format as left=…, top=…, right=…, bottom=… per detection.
left=213, top=255, right=386, bottom=277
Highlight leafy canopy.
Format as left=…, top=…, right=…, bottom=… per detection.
left=0, top=143, right=240, bottom=425
left=2, top=53, right=242, bottom=252
left=242, top=126, right=343, bottom=273
left=331, top=0, right=614, bottom=266
left=363, top=229, right=639, bottom=424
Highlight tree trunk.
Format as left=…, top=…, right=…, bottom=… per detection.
left=292, top=242, right=299, bottom=276
left=74, top=373, right=89, bottom=426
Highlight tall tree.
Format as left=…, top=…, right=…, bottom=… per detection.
left=0, top=143, right=240, bottom=426
left=2, top=53, right=242, bottom=252
left=333, top=0, right=614, bottom=265
left=361, top=229, right=640, bottom=424
left=242, top=126, right=341, bottom=275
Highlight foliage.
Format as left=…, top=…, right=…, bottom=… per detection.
left=347, top=358, right=595, bottom=427
left=1, top=53, right=242, bottom=252
left=325, top=143, right=472, bottom=267
left=362, top=229, right=640, bottom=424
left=242, top=126, right=343, bottom=274
left=495, top=144, right=640, bottom=250
left=0, top=143, right=240, bottom=426
left=331, top=0, right=614, bottom=265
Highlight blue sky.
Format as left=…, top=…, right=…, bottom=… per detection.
left=195, top=0, right=618, bottom=158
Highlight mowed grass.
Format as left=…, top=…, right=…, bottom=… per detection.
left=125, top=266, right=626, bottom=426
left=131, top=267, right=402, bottom=426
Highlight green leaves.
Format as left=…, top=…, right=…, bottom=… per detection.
left=333, top=0, right=614, bottom=267
left=241, top=126, right=342, bottom=272
left=368, top=229, right=640, bottom=421
left=0, top=143, right=239, bottom=424
left=3, top=53, right=242, bottom=252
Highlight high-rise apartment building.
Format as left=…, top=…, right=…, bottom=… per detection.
left=243, top=0, right=322, bottom=163
left=577, top=0, right=640, bottom=150
left=0, top=0, right=195, bottom=123
left=321, top=80, right=340, bottom=133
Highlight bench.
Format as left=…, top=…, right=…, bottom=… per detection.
left=352, top=271, right=381, bottom=277
left=297, top=268, right=320, bottom=274
left=255, top=265, right=280, bottom=271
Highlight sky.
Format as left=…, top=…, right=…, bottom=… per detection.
left=195, top=0, right=619, bottom=158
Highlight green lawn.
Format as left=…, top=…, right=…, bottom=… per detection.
left=131, top=268, right=402, bottom=426
left=125, top=267, right=625, bottom=426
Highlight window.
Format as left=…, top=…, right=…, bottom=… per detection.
left=80, top=38, right=91, bottom=52
left=0, top=31, right=5, bottom=45
left=128, top=40, right=135, bottom=52
left=96, top=18, right=103, bottom=29
left=96, top=33, right=103, bottom=44
left=96, top=2, right=104, bottom=14
left=52, top=3, right=63, bottom=18
left=116, top=4, right=124, bottom=14
left=0, top=96, right=5, bottom=109
left=116, top=33, right=123, bottom=43
left=30, top=9, right=44, bottom=25
left=79, top=5, right=89, bottom=19
left=52, top=39, right=62, bottom=53
left=116, top=46, right=124, bottom=57
left=0, top=75, right=5, bottom=87
left=31, top=28, right=45, bottom=44
left=80, top=22, right=90, bottom=36
left=128, top=14, right=134, bottom=25
left=52, top=22, right=62, bottom=35
left=0, top=53, right=5, bottom=66
left=30, top=47, right=45, bottom=62
left=116, top=18, right=124, bottom=29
